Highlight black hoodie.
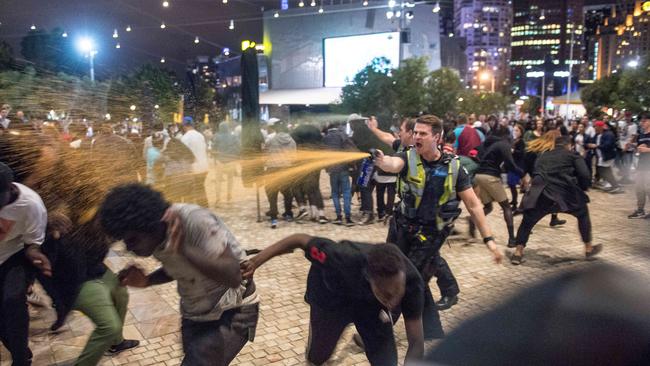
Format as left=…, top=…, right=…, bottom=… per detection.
left=477, top=135, right=524, bottom=178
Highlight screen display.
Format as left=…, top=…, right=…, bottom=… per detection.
left=323, top=32, right=400, bottom=87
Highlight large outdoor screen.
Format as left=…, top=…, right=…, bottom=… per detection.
left=323, top=32, right=400, bottom=88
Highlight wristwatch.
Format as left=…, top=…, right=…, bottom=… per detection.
left=482, top=236, right=494, bottom=244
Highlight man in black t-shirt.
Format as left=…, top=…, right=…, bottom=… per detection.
left=374, top=115, right=503, bottom=340
left=629, top=115, right=650, bottom=219
left=242, top=234, right=425, bottom=366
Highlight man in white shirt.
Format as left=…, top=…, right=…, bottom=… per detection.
left=0, top=162, right=50, bottom=365
left=180, top=117, right=209, bottom=207
left=618, top=117, right=638, bottom=184
left=99, top=184, right=258, bottom=366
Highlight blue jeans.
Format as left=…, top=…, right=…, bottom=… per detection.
left=329, top=171, right=351, bottom=218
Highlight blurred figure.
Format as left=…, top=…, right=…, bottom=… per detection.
left=212, top=121, right=240, bottom=205
left=628, top=114, right=650, bottom=219
left=180, top=117, right=209, bottom=206
left=426, top=264, right=650, bottom=366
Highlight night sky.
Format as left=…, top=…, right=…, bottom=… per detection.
left=0, top=0, right=293, bottom=77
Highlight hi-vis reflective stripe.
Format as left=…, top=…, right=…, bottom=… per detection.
left=439, top=157, right=460, bottom=205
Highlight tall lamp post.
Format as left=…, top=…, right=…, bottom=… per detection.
left=77, top=37, right=97, bottom=82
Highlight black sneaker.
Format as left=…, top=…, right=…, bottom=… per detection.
left=628, top=209, right=646, bottom=219
left=435, top=295, right=458, bottom=311
left=549, top=218, right=566, bottom=227
left=345, top=217, right=355, bottom=227
left=333, top=216, right=343, bottom=225
left=281, top=213, right=294, bottom=222
left=105, top=339, right=140, bottom=356
left=359, top=215, right=374, bottom=225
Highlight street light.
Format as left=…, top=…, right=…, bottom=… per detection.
left=627, top=59, right=639, bottom=68
left=76, top=37, right=97, bottom=82
left=479, top=70, right=495, bottom=92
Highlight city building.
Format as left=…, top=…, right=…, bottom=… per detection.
left=593, top=1, right=650, bottom=78
left=261, top=1, right=441, bottom=107
left=510, top=0, right=585, bottom=103
left=454, top=0, right=513, bottom=92
left=582, top=2, right=614, bottom=81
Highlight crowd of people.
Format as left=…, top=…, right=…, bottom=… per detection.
left=0, top=99, right=649, bottom=365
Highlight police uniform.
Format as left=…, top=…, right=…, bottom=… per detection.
left=387, top=148, right=472, bottom=339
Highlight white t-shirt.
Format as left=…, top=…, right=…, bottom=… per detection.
left=153, top=204, right=254, bottom=321
left=181, top=129, right=209, bottom=173
left=0, top=183, right=47, bottom=265
left=619, top=123, right=638, bottom=151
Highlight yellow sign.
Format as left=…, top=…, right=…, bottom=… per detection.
left=643, top=1, right=650, bottom=12
left=241, top=40, right=257, bottom=51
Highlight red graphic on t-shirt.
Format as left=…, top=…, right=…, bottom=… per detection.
left=310, top=246, right=327, bottom=264
left=0, top=218, right=16, bottom=242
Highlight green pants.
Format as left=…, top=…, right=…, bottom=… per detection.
left=73, top=269, right=128, bottom=366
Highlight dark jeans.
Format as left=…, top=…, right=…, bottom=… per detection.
left=0, top=250, right=32, bottom=366
left=375, top=182, right=396, bottom=217
left=388, top=218, right=455, bottom=339
left=515, top=194, right=592, bottom=247
left=265, top=168, right=294, bottom=219
left=181, top=303, right=259, bottom=366
left=296, top=170, right=324, bottom=209
left=329, top=171, right=351, bottom=217
left=306, top=302, right=397, bottom=366
left=360, top=180, right=375, bottom=215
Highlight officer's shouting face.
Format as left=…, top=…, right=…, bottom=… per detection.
left=413, top=122, right=441, bottom=157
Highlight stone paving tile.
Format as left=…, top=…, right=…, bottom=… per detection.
left=1, top=173, right=649, bottom=365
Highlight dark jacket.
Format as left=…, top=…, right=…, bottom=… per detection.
left=322, top=127, right=357, bottom=173
left=476, top=135, right=524, bottom=178
left=39, top=222, right=110, bottom=330
left=596, top=130, right=617, bottom=162
left=521, top=146, right=591, bottom=212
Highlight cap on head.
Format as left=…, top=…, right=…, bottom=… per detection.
left=266, top=117, right=281, bottom=126
left=594, top=121, right=606, bottom=128
left=182, top=116, right=194, bottom=126
left=347, top=113, right=368, bottom=124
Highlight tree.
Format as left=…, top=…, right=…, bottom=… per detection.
left=458, top=91, right=510, bottom=115
left=339, top=57, right=395, bottom=124
left=424, top=68, right=464, bottom=117
left=19, top=28, right=83, bottom=75
left=0, top=40, right=15, bottom=71
left=581, top=74, right=620, bottom=118
left=391, top=57, right=429, bottom=117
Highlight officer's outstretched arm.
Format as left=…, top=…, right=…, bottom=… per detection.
left=458, top=188, right=503, bottom=264
left=241, top=234, right=313, bottom=278
left=373, top=149, right=405, bottom=173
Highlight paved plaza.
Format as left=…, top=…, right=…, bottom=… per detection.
left=1, top=172, right=649, bottom=366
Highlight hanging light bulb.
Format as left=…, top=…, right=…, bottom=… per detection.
left=194, top=36, right=200, bottom=44
left=30, top=24, right=36, bottom=30
left=113, top=29, right=119, bottom=38
left=229, top=19, right=234, bottom=30
left=299, top=1, right=304, bottom=7
left=539, top=10, right=546, bottom=20
left=388, top=0, right=396, bottom=8
left=223, top=47, right=230, bottom=56
left=433, top=2, right=440, bottom=13
left=162, top=1, right=169, bottom=7
left=318, top=6, right=324, bottom=13
left=115, top=43, right=121, bottom=49
left=222, top=0, right=228, bottom=3
left=363, top=1, right=368, bottom=6
left=62, top=32, right=68, bottom=38
left=160, top=22, right=166, bottom=29
left=160, top=57, right=165, bottom=63
left=274, top=11, right=279, bottom=18
left=126, top=25, right=132, bottom=32
left=310, top=0, right=316, bottom=6
left=386, top=10, right=394, bottom=19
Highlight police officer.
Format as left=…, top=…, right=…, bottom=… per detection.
left=369, top=116, right=461, bottom=312
left=374, top=115, right=503, bottom=339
